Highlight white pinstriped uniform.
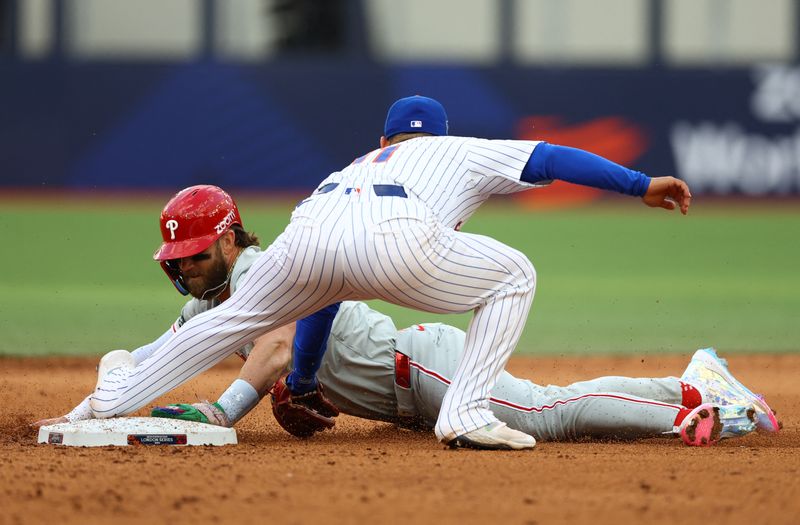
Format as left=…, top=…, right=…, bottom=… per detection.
left=92, top=135, right=547, bottom=442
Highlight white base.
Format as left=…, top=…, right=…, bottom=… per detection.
left=38, top=417, right=237, bottom=447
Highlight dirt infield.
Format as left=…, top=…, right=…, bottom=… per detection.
left=2, top=354, right=798, bottom=525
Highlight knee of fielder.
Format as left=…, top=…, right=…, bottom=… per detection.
left=500, top=254, right=536, bottom=305
left=503, top=246, right=536, bottom=289
left=521, top=256, right=536, bottom=295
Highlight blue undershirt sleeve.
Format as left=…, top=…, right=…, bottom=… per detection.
left=521, top=142, right=651, bottom=197
left=286, top=303, right=341, bottom=395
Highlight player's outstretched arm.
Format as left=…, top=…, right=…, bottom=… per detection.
left=239, top=324, right=296, bottom=395
left=32, top=416, right=69, bottom=427
left=32, top=371, right=109, bottom=429
left=34, top=327, right=178, bottom=426
left=152, top=324, right=297, bottom=426
left=520, top=143, right=693, bottom=213
left=32, top=392, right=93, bottom=427
left=641, top=176, right=692, bottom=215
left=285, top=303, right=341, bottom=394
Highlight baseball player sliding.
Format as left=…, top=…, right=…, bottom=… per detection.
left=157, top=299, right=779, bottom=444
left=35, top=186, right=779, bottom=447
left=51, top=95, right=708, bottom=450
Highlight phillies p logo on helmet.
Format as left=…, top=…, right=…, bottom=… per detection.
left=166, top=219, right=179, bottom=240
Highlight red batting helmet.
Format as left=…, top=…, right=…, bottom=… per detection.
left=153, top=185, right=243, bottom=295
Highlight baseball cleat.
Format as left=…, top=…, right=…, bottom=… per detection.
left=679, top=403, right=756, bottom=446
left=447, top=422, right=536, bottom=451
left=681, top=348, right=780, bottom=432
left=151, top=402, right=230, bottom=427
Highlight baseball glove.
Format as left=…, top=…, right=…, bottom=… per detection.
left=270, top=375, right=340, bottom=438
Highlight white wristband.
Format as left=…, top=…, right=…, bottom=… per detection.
left=65, top=395, right=94, bottom=422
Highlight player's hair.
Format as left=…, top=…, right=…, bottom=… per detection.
left=231, top=224, right=260, bottom=248
left=386, top=132, right=434, bottom=145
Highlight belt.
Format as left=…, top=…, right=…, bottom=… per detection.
left=373, top=184, right=408, bottom=198
left=393, top=350, right=421, bottom=425
left=314, top=182, right=407, bottom=198
left=394, top=351, right=411, bottom=388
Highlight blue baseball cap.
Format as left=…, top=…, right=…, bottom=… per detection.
left=383, top=96, right=449, bottom=139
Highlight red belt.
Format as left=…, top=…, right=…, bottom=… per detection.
left=394, top=351, right=411, bottom=388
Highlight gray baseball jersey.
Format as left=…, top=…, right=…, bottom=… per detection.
left=319, top=302, right=687, bottom=441
left=92, top=135, right=550, bottom=443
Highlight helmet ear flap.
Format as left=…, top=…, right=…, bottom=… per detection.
left=161, top=260, right=190, bottom=296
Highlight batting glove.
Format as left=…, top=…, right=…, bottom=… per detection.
left=151, top=402, right=231, bottom=427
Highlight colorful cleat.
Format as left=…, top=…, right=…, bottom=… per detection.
left=679, top=403, right=756, bottom=446
left=151, top=402, right=230, bottom=427
left=681, top=348, right=780, bottom=433
left=447, top=421, right=536, bottom=451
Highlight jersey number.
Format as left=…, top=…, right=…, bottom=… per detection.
left=353, top=145, right=400, bottom=165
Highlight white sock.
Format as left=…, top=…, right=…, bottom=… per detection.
left=216, top=379, right=261, bottom=425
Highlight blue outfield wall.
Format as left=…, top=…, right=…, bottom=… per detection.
left=1, top=60, right=799, bottom=195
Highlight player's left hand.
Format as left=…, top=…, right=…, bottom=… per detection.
left=642, top=176, right=692, bottom=215
left=31, top=416, right=68, bottom=428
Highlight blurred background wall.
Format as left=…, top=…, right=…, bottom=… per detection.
left=1, top=0, right=799, bottom=195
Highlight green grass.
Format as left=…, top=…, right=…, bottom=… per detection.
left=2, top=196, right=798, bottom=356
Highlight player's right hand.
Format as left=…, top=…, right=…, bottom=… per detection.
left=642, top=176, right=692, bottom=215
left=31, top=416, right=68, bottom=428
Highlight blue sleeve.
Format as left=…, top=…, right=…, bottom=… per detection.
left=521, top=142, right=651, bottom=197
left=286, top=303, right=341, bottom=395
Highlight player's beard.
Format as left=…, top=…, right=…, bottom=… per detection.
left=185, top=252, right=230, bottom=300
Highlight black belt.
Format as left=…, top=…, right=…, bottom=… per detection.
left=314, top=183, right=407, bottom=198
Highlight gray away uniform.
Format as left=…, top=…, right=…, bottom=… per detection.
left=318, top=301, right=686, bottom=441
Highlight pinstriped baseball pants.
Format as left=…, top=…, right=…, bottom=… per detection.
left=341, top=212, right=536, bottom=441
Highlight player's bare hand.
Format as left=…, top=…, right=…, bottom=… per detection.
left=642, top=176, right=692, bottom=215
left=31, top=416, right=68, bottom=428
